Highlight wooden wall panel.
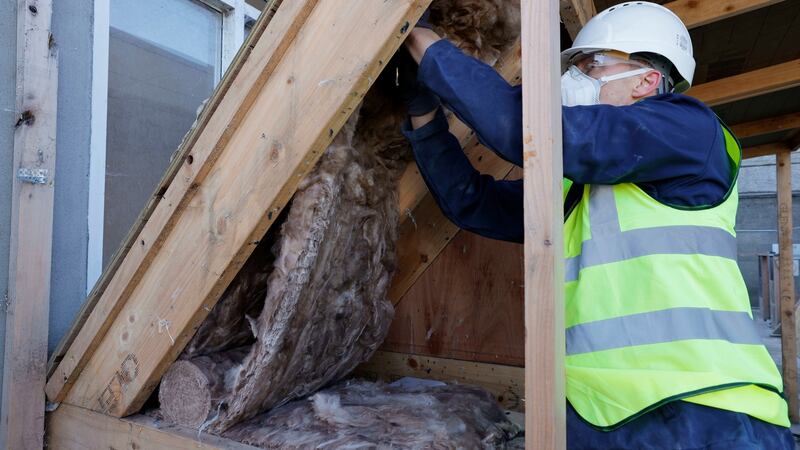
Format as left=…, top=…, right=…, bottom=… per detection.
left=383, top=230, right=525, bottom=366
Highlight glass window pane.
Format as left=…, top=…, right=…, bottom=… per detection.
left=103, top=0, right=222, bottom=267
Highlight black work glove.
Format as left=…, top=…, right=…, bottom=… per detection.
left=394, top=47, right=440, bottom=116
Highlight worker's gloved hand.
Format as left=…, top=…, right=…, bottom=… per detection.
left=395, top=48, right=440, bottom=116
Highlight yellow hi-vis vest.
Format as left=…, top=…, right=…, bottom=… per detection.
left=563, top=124, right=789, bottom=430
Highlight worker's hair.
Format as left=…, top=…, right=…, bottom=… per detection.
left=631, top=52, right=675, bottom=94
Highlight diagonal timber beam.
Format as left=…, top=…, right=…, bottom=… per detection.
left=731, top=112, right=800, bottom=139
left=665, top=0, right=785, bottom=29
left=559, top=0, right=596, bottom=40
left=47, top=0, right=432, bottom=417
left=688, top=59, right=800, bottom=107
left=47, top=0, right=285, bottom=388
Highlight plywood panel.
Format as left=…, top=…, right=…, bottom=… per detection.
left=384, top=231, right=525, bottom=366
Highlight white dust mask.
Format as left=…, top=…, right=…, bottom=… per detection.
left=561, top=65, right=651, bottom=107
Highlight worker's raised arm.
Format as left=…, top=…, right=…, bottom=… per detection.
left=402, top=108, right=523, bottom=243
left=405, top=29, right=523, bottom=167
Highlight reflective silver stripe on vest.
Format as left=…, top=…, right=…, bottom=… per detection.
left=566, top=307, right=762, bottom=356
left=565, top=186, right=737, bottom=282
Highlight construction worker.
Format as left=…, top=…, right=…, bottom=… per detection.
left=400, top=2, right=795, bottom=448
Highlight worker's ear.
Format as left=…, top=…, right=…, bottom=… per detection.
left=631, top=70, right=662, bottom=99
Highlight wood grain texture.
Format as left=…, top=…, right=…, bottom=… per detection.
left=354, top=350, right=525, bottom=412
left=1, top=1, right=59, bottom=448
left=45, top=403, right=259, bottom=450
left=389, top=40, right=522, bottom=304
left=521, top=0, right=566, bottom=447
left=559, top=0, right=596, bottom=39
left=390, top=145, right=516, bottom=304
left=46, top=0, right=291, bottom=400
left=46, top=0, right=284, bottom=383
left=776, top=149, right=798, bottom=423
left=742, top=142, right=791, bottom=159
left=665, top=0, right=785, bottom=29
left=732, top=112, right=800, bottom=140
left=759, top=255, right=771, bottom=321
left=51, top=0, right=431, bottom=417
left=688, top=58, right=800, bottom=107
left=384, top=231, right=525, bottom=366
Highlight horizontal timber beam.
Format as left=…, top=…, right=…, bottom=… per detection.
left=46, top=403, right=258, bottom=450
left=688, top=59, right=800, bottom=107
left=47, top=0, right=432, bottom=417
left=355, top=351, right=525, bottom=412
left=731, top=112, right=800, bottom=139
left=665, top=0, right=785, bottom=29
left=743, top=142, right=792, bottom=159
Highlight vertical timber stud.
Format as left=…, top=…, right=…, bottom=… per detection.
left=522, top=0, right=566, bottom=448
left=776, top=149, right=798, bottom=423
left=1, top=0, right=59, bottom=449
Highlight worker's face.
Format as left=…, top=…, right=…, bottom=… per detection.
left=573, top=57, right=662, bottom=106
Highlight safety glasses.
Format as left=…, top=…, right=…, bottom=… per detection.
left=570, top=50, right=649, bottom=72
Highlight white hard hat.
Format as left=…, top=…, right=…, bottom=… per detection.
left=561, top=1, right=695, bottom=92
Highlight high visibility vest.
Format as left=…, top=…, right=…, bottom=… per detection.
left=563, top=123, right=789, bottom=429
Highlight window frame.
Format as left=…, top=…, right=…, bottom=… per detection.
left=86, top=0, right=262, bottom=294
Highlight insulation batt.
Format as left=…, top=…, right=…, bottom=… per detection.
left=159, top=0, right=521, bottom=437
left=222, top=379, right=521, bottom=449
left=161, top=110, right=403, bottom=432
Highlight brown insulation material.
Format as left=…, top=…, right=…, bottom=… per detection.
left=222, top=380, right=521, bottom=449
left=160, top=111, right=405, bottom=432
left=181, top=228, right=279, bottom=358
left=160, top=0, right=521, bottom=435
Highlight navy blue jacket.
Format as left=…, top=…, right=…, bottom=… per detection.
left=402, top=40, right=733, bottom=243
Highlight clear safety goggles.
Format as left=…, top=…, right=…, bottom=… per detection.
left=569, top=50, right=649, bottom=73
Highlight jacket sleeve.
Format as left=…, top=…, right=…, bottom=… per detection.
left=417, top=40, right=728, bottom=205
left=418, top=39, right=524, bottom=167
left=401, top=108, right=524, bottom=243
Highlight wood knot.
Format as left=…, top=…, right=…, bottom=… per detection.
left=28, top=4, right=37, bottom=14
left=15, top=110, right=34, bottom=128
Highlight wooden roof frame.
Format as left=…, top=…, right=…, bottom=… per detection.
left=37, top=0, right=799, bottom=448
